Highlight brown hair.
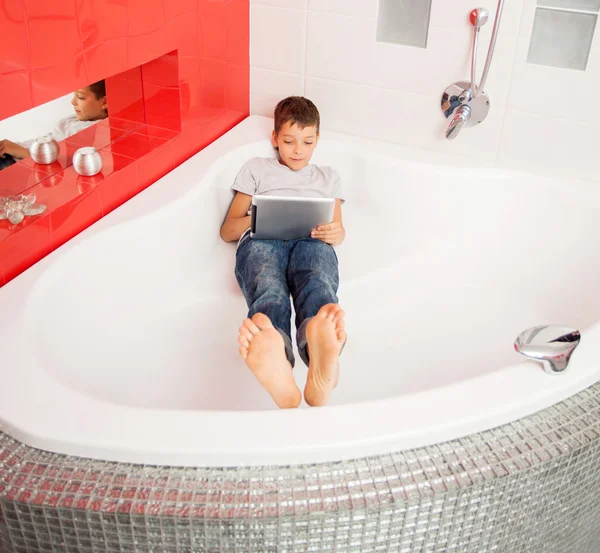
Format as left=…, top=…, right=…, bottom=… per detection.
left=274, top=96, right=320, bottom=135
left=88, top=80, right=106, bottom=100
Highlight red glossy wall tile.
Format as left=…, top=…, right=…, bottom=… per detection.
left=101, top=132, right=167, bottom=160
left=105, top=68, right=146, bottom=124
left=0, top=216, right=53, bottom=284
left=0, top=164, right=39, bottom=197
left=62, top=149, right=136, bottom=183
left=19, top=141, right=81, bottom=179
left=134, top=140, right=175, bottom=192
left=84, top=38, right=130, bottom=86
left=142, top=50, right=179, bottom=88
left=0, top=0, right=249, bottom=286
left=22, top=0, right=81, bottom=70
left=97, top=160, right=138, bottom=215
left=77, top=0, right=128, bottom=50
left=64, top=123, right=130, bottom=149
left=143, top=84, right=182, bottom=131
left=0, top=72, right=33, bottom=118
left=30, top=57, right=89, bottom=107
left=49, top=189, right=104, bottom=248
left=164, top=0, right=197, bottom=22
left=1, top=0, right=29, bottom=74
left=200, top=59, right=228, bottom=113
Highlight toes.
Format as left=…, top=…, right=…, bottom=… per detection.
left=238, top=335, right=250, bottom=348
left=239, top=326, right=254, bottom=342
left=337, top=329, right=347, bottom=344
left=333, top=308, right=345, bottom=324
left=251, top=312, right=275, bottom=330
left=238, top=346, right=248, bottom=360
left=242, top=317, right=261, bottom=335
left=317, top=303, right=340, bottom=320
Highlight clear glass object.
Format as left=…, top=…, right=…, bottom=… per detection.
left=0, top=193, right=46, bottom=225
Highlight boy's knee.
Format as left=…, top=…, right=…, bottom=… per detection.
left=252, top=275, right=289, bottom=297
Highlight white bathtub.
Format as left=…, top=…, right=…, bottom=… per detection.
left=1, top=115, right=599, bottom=467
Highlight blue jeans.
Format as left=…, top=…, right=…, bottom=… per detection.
left=0, top=154, right=17, bottom=171
left=235, top=234, right=339, bottom=367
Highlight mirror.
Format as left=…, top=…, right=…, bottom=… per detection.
left=0, top=66, right=146, bottom=195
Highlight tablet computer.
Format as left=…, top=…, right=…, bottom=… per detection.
left=250, top=195, right=335, bottom=240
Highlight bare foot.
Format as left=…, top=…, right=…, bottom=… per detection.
left=304, top=304, right=346, bottom=407
left=238, top=313, right=302, bottom=409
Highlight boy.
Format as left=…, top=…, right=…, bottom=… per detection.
left=220, top=97, right=346, bottom=409
left=0, top=81, right=108, bottom=170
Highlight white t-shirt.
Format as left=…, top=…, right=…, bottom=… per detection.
left=19, top=115, right=101, bottom=150
left=232, top=157, right=344, bottom=201
left=231, top=156, right=344, bottom=242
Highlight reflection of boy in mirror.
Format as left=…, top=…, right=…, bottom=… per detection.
left=0, top=80, right=108, bottom=170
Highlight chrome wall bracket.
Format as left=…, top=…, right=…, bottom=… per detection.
left=441, top=2, right=505, bottom=139
left=441, top=82, right=490, bottom=140
left=514, top=325, right=581, bottom=375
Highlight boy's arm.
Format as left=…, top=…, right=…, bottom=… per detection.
left=311, top=199, right=345, bottom=246
left=220, top=192, right=253, bottom=242
left=0, top=140, right=30, bottom=160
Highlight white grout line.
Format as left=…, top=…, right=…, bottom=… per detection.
left=303, top=7, right=308, bottom=95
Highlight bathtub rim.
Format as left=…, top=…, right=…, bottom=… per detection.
left=1, top=114, right=600, bottom=467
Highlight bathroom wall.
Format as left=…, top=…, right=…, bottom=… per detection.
left=250, top=0, right=599, bottom=182
left=0, top=0, right=249, bottom=286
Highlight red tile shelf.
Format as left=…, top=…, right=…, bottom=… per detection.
left=0, top=0, right=249, bottom=287
left=0, top=123, right=177, bottom=281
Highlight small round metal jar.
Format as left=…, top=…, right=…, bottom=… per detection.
left=72, top=147, right=103, bottom=176
left=29, top=135, right=60, bottom=164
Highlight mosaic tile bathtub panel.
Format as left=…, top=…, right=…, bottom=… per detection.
left=1, top=382, right=600, bottom=552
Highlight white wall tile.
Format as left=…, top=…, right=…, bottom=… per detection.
left=250, top=0, right=600, bottom=180
left=507, top=35, right=600, bottom=124
left=527, top=8, right=598, bottom=70
left=305, top=76, right=436, bottom=146
left=307, top=0, right=378, bottom=19
left=250, top=5, right=306, bottom=73
left=305, top=76, right=502, bottom=159
left=305, top=12, right=468, bottom=95
left=305, top=11, right=517, bottom=100
left=497, top=110, right=599, bottom=181
left=376, top=0, right=433, bottom=48
left=251, top=0, right=307, bottom=9
left=430, top=0, right=525, bottom=38
left=251, top=67, right=305, bottom=117
left=519, top=0, right=539, bottom=40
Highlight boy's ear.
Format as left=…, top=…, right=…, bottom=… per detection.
left=271, top=129, right=279, bottom=149
left=101, top=96, right=108, bottom=111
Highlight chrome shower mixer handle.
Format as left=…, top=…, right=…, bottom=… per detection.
left=441, top=1, right=506, bottom=139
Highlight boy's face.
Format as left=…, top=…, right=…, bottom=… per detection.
left=271, top=121, right=319, bottom=171
left=71, top=87, right=107, bottom=122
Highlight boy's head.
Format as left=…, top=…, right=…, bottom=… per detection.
left=71, top=80, right=108, bottom=122
left=271, top=96, right=320, bottom=171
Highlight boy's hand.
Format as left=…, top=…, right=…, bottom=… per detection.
left=311, top=221, right=345, bottom=246
left=0, top=140, right=30, bottom=159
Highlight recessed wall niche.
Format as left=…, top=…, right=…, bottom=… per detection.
left=0, top=51, right=181, bottom=198
left=376, top=0, right=433, bottom=48
left=527, top=1, right=599, bottom=70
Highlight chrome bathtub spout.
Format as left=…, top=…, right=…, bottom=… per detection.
left=445, top=104, right=471, bottom=140
left=514, top=325, right=581, bottom=375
